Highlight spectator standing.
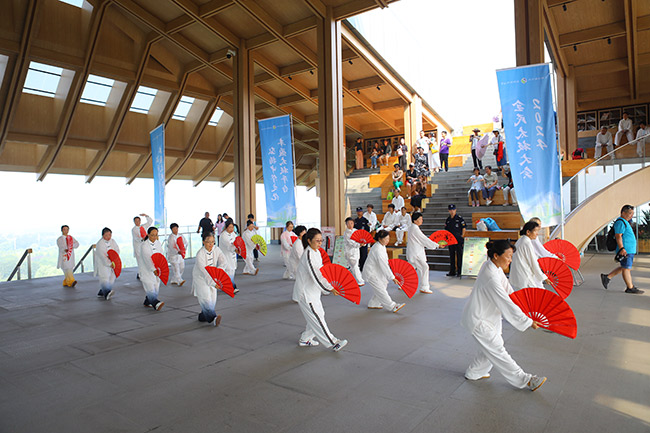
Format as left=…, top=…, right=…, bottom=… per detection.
left=482, top=166, right=499, bottom=206
left=197, top=212, right=214, bottom=239
left=439, top=131, right=452, bottom=172
left=354, top=207, right=370, bottom=270
left=428, top=132, right=441, bottom=173
left=490, top=130, right=508, bottom=171
left=215, top=214, right=225, bottom=237
left=601, top=205, right=643, bottom=294
left=470, top=128, right=483, bottom=170
left=615, top=112, right=634, bottom=147
left=396, top=137, right=408, bottom=171
left=354, top=137, right=364, bottom=170
left=635, top=121, right=649, bottom=157
left=445, top=204, right=467, bottom=277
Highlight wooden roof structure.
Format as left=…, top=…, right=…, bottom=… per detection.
left=0, top=0, right=450, bottom=188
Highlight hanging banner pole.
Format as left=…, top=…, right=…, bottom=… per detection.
left=150, top=123, right=166, bottom=228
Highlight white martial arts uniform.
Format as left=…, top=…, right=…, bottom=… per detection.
left=461, top=260, right=534, bottom=388
left=131, top=215, right=152, bottom=269
left=509, top=235, right=546, bottom=291
left=594, top=131, right=613, bottom=159
left=218, top=231, right=238, bottom=284
left=167, top=233, right=187, bottom=285
left=192, top=245, right=228, bottom=322
left=57, top=235, right=79, bottom=286
left=94, top=237, right=119, bottom=297
left=406, top=224, right=439, bottom=293
left=429, top=139, right=441, bottom=170
left=395, top=213, right=411, bottom=244
left=363, top=211, right=378, bottom=231
left=288, top=238, right=305, bottom=284
left=281, top=230, right=295, bottom=279
left=363, top=243, right=397, bottom=310
left=615, top=118, right=634, bottom=146
left=502, top=185, right=517, bottom=205
left=343, top=228, right=364, bottom=285
left=636, top=126, right=649, bottom=157
left=381, top=211, right=398, bottom=230
left=242, top=229, right=257, bottom=274
left=531, top=237, right=557, bottom=260
left=293, top=246, right=341, bottom=347
left=139, top=238, right=164, bottom=304
left=391, top=195, right=405, bottom=212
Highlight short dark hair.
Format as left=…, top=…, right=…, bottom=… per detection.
left=394, top=163, right=400, bottom=168
left=520, top=221, right=540, bottom=236
left=247, top=213, right=254, bottom=219
left=285, top=220, right=293, bottom=228
left=294, top=225, right=307, bottom=237
left=375, top=229, right=390, bottom=242
left=246, top=220, right=254, bottom=227
left=101, top=227, right=112, bottom=235
left=486, top=240, right=515, bottom=259
left=411, top=212, right=423, bottom=223
left=621, top=204, right=634, bottom=214
left=224, top=219, right=234, bottom=229
left=147, top=226, right=158, bottom=235
left=302, top=227, right=322, bottom=249
left=366, top=204, right=374, bottom=209
left=485, top=165, right=492, bottom=170
left=388, top=204, right=395, bottom=209
left=133, top=216, right=141, bottom=222
left=170, top=223, right=178, bottom=230
left=345, top=217, right=354, bottom=223
left=61, top=225, right=69, bottom=231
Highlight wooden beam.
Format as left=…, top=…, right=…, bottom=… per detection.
left=574, top=58, right=629, bottom=77
left=221, top=169, right=234, bottom=187
left=334, top=0, right=385, bottom=20
left=348, top=75, right=384, bottom=91
left=303, top=0, right=326, bottom=18
left=193, top=123, right=234, bottom=186
left=277, top=93, right=305, bottom=107
left=374, top=98, right=404, bottom=111
left=36, top=1, right=109, bottom=181
left=559, top=21, right=626, bottom=47
left=252, top=52, right=315, bottom=104
left=624, top=0, right=638, bottom=100
left=541, top=0, right=569, bottom=77
left=279, top=60, right=312, bottom=77
left=168, top=0, right=239, bottom=48
left=342, top=79, right=397, bottom=132
left=577, top=86, right=629, bottom=103
left=283, top=16, right=318, bottom=38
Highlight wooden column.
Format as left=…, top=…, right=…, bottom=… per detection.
left=515, top=0, right=544, bottom=66
left=317, top=8, right=345, bottom=234
left=234, top=40, right=256, bottom=226
left=403, top=95, right=422, bottom=164
left=556, top=66, right=578, bottom=156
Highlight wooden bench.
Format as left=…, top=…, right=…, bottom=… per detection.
left=464, top=211, right=522, bottom=240
left=467, top=188, right=511, bottom=206
left=382, top=197, right=429, bottom=213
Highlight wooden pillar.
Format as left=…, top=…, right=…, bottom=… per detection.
left=233, top=40, right=256, bottom=227
left=403, top=95, right=422, bottom=164
left=515, top=0, right=544, bottom=66
left=317, top=8, right=345, bottom=234
left=556, top=66, right=578, bottom=156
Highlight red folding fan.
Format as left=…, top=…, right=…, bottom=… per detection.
left=510, top=287, right=577, bottom=339
left=388, top=259, right=418, bottom=298
left=107, top=249, right=122, bottom=278
left=538, top=257, right=573, bottom=299
left=320, top=263, right=361, bottom=304
left=543, top=239, right=581, bottom=270
left=234, top=236, right=246, bottom=259
left=176, top=236, right=186, bottom=259
left=205, top=266, right=235, bottom=298
left=139, top=226, right=146, bottom=240
left=151, top=252, right=169, bottom=285
left=319, top=247, right=331, bottom=265
left=428, top=230, right=458, bottom=247
left=351, top=229, right=375, bottom=245
left=65, top=235, right=74, bottom=260
left=290, top=235, right=298, bottom=245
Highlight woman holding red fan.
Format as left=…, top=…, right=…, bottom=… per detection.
left=406, top=212, right=439, bottom=294
left=218, top=220, right=240, bottom=294
left=363, top=230, right=405, bottom=313
left=343, top=217, right=365, bottom=286
left=167, top=223, right=187, bottom=286
left=192, top=235, right=228, bottom=326
left=57, top=225, right=79, bottom=287
left=139, top=227, right=165, bottom=311
left=94, top=227, right=120, bottom=300
left=528, top=217, right=558, bottom=260
left=293, top=228, right=347, bottom=352
left=509, top=221, right=551, bottom=291
left=288, top=225, right=307, bottom=284
left=461, top=240, right=547, bottom=391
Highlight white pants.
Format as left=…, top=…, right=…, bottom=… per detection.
left=297, top=297, right=338, bottom=347
left=594, top=142, right=614, bottom=159
left=465, top=321, right=531, bottom=388
left=169, top=257, right=185, bottom=284
left=409, top=253, right=430, bottom=291
left=637, top=138, right=647, bottom=157
left=614, top=130, right=634, bottom=146
left=346, top=254, right=364, bottom=285
left=367, top=278, right=396, bottom=309
left=243, top=249, right=257, bottom=274
left=97, top=265, right=115, bottom=295
left=282, top=252, right=292, bottom=279
left=396, top=228, right=407, bottom=244
left=140, top=270, right=160, bottom=301
left=195, top=282, right=217, bottom=320
left=502, top=186, right=517, bottom=204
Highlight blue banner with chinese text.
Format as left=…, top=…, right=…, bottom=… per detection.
left=496, top=64, right=561, bottom=226
left=150, top=124, right=166, bottom=228
left=258, top=115, right=297, bottom=226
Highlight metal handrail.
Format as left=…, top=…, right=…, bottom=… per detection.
left=7, top=249, right=33, bottom=281
left=73, top=244, right=96, bottom=273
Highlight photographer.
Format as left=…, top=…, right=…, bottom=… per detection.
left=601, top=205, right=643, bottom=294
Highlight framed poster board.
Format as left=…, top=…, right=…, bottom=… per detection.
left=461, top=237, right=489, bottom=277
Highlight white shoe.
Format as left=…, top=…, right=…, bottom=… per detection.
left=420, top=288, right=433, bottom=294
left=503, top=203, right=508, bottom=206
left=212, top=315, right=222, bottom=327
left=392, top=303, right=405, bottom=313
left=154, top=301, right=164, bottom=311
left=394, top=242, right=400, bottom=246
left=465, top=374, right=490, bottom=380
left=332, top=339, right=348, bottom=352
left=527, top=375, right=547, bottom=391
left=486, top=199, right=492, bottom=205
left=298, top=339, right=320, bottom=347
left=367, top=305, right=383, bottom=309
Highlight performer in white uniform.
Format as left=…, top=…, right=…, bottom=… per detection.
left=363, top=204, right=378, bottom=232
left=461, top=239, right=547, bottom=391
left=380, top=204, right=398, bottom=231
left=288, top=225, right=306, bottom=285
left=293, top=228, right=347, bottom=351
left=218, top=220, right=239, bottom=293
left=57, top=225, right=79, bottom=287
left=509, top=221, right=550, bottom=291
left=363, top=230, right=405, bottom=312
left=94, top=227, right=120, bottom=300
left=614, top=112, right=634, bottom=146
left=635, top=121, right=649, bottom=157
left=167, top=223, right=187, bottom=286
left=139, top=227, right=165, bottom=311
left=394, top=207, right=411, bottom=246
left=528, top=218, right=558, bottom=260
left=131, top=213, right=152, bottom=279
left=406, top=212, right=439, bottom=294
left=594, top=126, right=614, bottom=159
left=281, top=221, right=295, bottom=279
left=192, top=235, right=228, bottom=326
left=242, top=221, right=259, bottom=275
left=343, top=218, right=365, bottom=286
left=391, top=192, right=404, bottom=213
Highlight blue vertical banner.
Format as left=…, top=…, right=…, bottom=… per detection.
left=150, top=124, right=166, bottom=228
left=496, top=64, right=561, bottom=226
left=258, top=115, right=297, bottom=226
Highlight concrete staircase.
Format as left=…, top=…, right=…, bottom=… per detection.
left=345, top=167, right=383, bottom=216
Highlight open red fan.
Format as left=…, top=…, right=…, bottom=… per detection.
left=107, top=249, right=122, bottom=278
left=320, top=263, right=361, bottom=304
left=510, top=287, right=577, bottom=339
left=543, top=239, right=580, bottom=270
left=350, top=229, right=375, bottom=245
left=538, top=257, right=573, bottom=299
left=319, top=247, right=331, bottom=265
left=176, top=236, right=186, bottom=259
left=151, top=252, right=169, bottom=285
left=428, top=230, right=458, bottom=247
left=139, top=226, right=146, bottom=240
left=205, top=266, right=235, bottom=298
left=388, top=259, right=418, bottom=298
left=290, top=235, right=298, bottom=245
left=234, top=236, right=246, bottom=259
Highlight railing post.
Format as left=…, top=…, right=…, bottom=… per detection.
left=27, top=251, right=32, bottom=279
left=81, top=261, right=85, bottom=273
left=17, top=267, right=20, bottom=281
left=189, top=235, right=192, bottom=258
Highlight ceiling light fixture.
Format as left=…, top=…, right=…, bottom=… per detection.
left=376, top=85, right=381, bottom=91
left=348, top=60, right=353, bottom=65
left=356, top=90, right=360, bottom=94
left=288, top=75, right=292, bottom=80
left=562, top=4, right=567, bottom=11
left=573, top=45, right=577, bottom=52
left=607, top=37, right=611, bottom=44
left=309, top=70, right=314, bottom=75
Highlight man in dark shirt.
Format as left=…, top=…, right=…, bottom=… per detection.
left=444, top=204, right=466, bottom=277
left=197, top=212, right=214, bottom=239
left=354, top=206, right=370, bottom=270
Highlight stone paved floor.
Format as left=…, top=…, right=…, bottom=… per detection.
left=0, top=247, right=648, bottom=433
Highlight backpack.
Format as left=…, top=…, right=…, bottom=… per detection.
left=482, top=217, right=501, bottom=231
left=606, top=218, right=624, bottom=251
left=572, top=148, right=584, bottom=160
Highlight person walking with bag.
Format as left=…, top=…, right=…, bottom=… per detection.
left=601, top=205, right=644, bottom=294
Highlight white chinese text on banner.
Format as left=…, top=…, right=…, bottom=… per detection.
left=150, top=124, right=166, bottom=228
left=496, top=64, right=561, bottom=226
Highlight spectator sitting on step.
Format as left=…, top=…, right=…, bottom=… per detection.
left=615, top=112, right=634, bottom=147
left=405, top=163, right=418, bottom=198
left=363, top=204, right=378, bottom=232
left=394, top=207, right=411, bottom=246
left=502, top=165, right=517, bottom=206
left=392, top=163, right=404, bottom=191
left=380, top=139, right=392, bottom=166
left=414, top=147, right=430, bottom=181
left=410, top=185, right=427, bottom=213
left=370, top=142, right=380, bottom=169
left=482, top=166, right=499, bottom=206
left=380, top=204, right=399, bottom=231
left=467, top=167, right=484, bottom=207
left=391, top=188, right=404, bottom=211
left=594, top=126, right=614, bottom=159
